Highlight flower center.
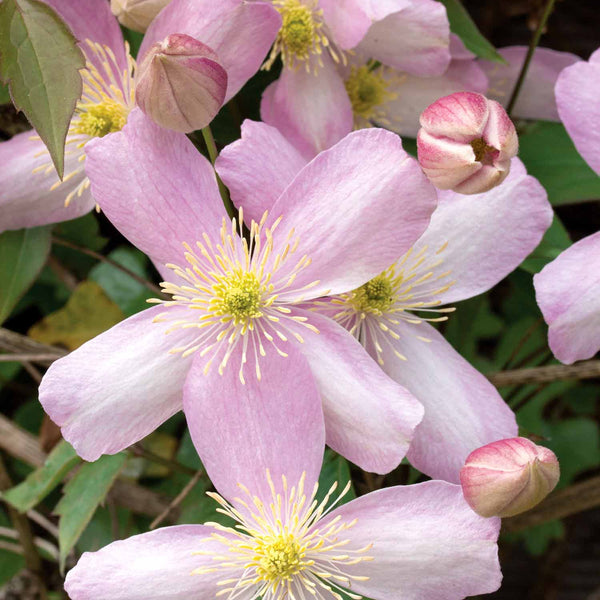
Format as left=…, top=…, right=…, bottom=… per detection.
left=193, top=471, right=372, bottom=600
left=74, top=99, right=128, bottom=137
left=256, top=534, right=306, bottom=582
left=352, top=274, right=395, bottom=314
left=213, top=270, right=264, bottom=325
left=263, top=0, right=342, bottom=73
left=471, top=138, right=499, bottom=165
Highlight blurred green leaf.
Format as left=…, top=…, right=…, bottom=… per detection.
left=316, top=450, right=355, bottom=505
left=55, top=453, right=126, bottom=571
left=0, top=0, right=85, bottom=177
left=437, top=0, right=505, bottom=62
left=0, top=81, right=10, bottom=104
left=2, top=441, right=79, bottom=512
left=90, top=247, right=152, bottom=316
left=54, top=213, right=107, bottom=253
left=520, top=216, right=571, bottom=274
left=0, top=226, right=51, bottom=324
left=0, top=508, right=25, bottom=586
left=519, top=121, right=600, bottom=205
left=29, top=280, right=124, bottom=350
left=504, top=519, right=565, bottom=556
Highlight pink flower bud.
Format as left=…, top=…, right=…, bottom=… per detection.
left=460, top=437, right=560, bottom=518
left=135, top=34, right=228, bottom=133
left=111, top=0, right=171, bottom=33
left=417, top=92, right=518, bottom=194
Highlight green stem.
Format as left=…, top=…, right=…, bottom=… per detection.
left=506, top=0, right=556, bottom=117
left=201, top=125, right=237, bottom=221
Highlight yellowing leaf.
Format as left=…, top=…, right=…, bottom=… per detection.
left=0, top=0, right=85, bottom=177
left=28, top=281, right=124, bottom=350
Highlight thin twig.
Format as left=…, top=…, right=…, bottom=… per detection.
left=503, top=475, right=600, bottom=533
left=0, top=353, right=64, bottom=364
left=51, top=235, right=162, bottom=295
left=150, top=470, right=203, bottom=530
left=21, top=362, right=42, bottom=384
left=47, top=255, right=78, bottom=291
left=488, top=360, right=600, bottom=387
left=500, top=318, right=544, bottom=370
left=506, top=0, right=557, bottom=116
left=131, top=444, right=197, bottom=477
left=27, top=510, right=59, bottom=539
left=0, top=328, right=67, bottom=357
left=0, top=529, right=59, bottom=562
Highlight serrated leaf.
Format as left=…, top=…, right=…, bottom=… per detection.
left=520, top=215, right=571, bottom=274
left=2, top=441, right=79, bottom=512
left=0, top=0, right=85, bottom=177
left=519, top=121, right=600, bottom=205
left=437, top=0, right=505, bottom=63
left=0, top=226, right=51, bottom=324
left=55, top=453, right=126, bottom=571
left=28, top=280, right=124, bottom=350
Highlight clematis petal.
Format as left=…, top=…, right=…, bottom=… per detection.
left=318, top=0, right=410, bottom=49
left=357, top=0, right=450, bottom=76
left=65, top=525, right=233, bottom=600
left=288, top=311, right=424, bottom=474
left=376, top=321, right=517, bottom=482
left=261, top=55, right=353, bottom=160
left=183, top=343, right=325, bottom=506
left=38, top=306, right=193, bottom=461
left=0, top=132, right=93, bottom=233
left=555, top=48, right=600, bottom=174
left=140, top=0, right=281, bottom=102
left=412, top=158, right=552, bottom=305
left=534, top=231, right=600, bottom=364
left=215, top=120, right=307, bottom=224
left=322, top=481, right=501, bottom=600
left=269, top=128, right=437, bottom=300
left=85, top=108, right=224, bottom=268
left=43, top=0, right=127, bottom=68
left=480, top=46, right=580, bottom=121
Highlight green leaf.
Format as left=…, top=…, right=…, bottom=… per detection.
left=316, top=450, right=355, bottom=505
left=2, top=441, right=79, bottom=512
left=0, top=508, right=25, bottom=586
left=0, top=0, right=85, bottom=177
left=520, top=215, right=571, bottom=274
left=437, top=0, right=505, bottom=62
left=519, top=121, right=600, bottom=205
left=0, top=226, right=51, bottom=324
left=55, top=453, right=126, bottom=571
left=0, top=81, right=10, bottom=104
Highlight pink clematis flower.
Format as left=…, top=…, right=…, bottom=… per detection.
left=534, top=231, right=600, bottom=364
left=259, top=0, right=452, bottom=158
left=64, top=352, right=502, bottom=600
left=0, top=0, right=280, bottom=233
left=39, top=110, right=438, bottom=474
left=217, top=120, right=553, bottom=482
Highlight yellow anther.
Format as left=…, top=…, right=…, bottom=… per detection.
left=351, top=274, right=395, bottom=315
left=213, top=271, right=264, bottom=325
left=344, top=63, right=397, bottom=124
left=74, top=99, right=128, bottom=138
left=255, top=534, right=306, bottom=583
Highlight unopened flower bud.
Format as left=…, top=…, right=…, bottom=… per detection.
left=135, top=34, right=228, bottom=133
left=110, top=0, right=171, bottom=33
left=417, top=92, right=518, bottom=194
left=460, top=437, right=560, bottom=518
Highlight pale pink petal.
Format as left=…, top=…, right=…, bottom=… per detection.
left=534, top=231, right=600, bottom=364
left=38, top=306, right=193, bottom=461
left=375, top=321, right=517, bottom=482
left=140, top=0, right=280, bottom=102
left=555, top=48, right=600, bottom=174
left=357, top=0, right=450, bottom=76
left=322, top=482, right=501, bottom=600
left=215, top=120, right=307, bottom=224
left=318, top=0, right=410, bottom=49
left=413, top=158, right=552, bottom=305
left=0, top=132, right=93, bottom=233
left=65, top=525, right=232, bottom=600
left=288, top=311, right=424, bottom=474
left=261, top=55, right=353, bottom=160
left=269, top=129, right=437, bottom=300
left=85, top=108, right=224, bottom=267
left=183, top=343, right=325, bottom=506
left=42, top=0, right=127, bottom=68
left=383, top=60, right=488, bottom=137
left=480, top=46, right=580, bottom=121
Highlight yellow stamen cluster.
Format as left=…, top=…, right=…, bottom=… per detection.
left=194, top=471, right=373, bottom=600
left=149, top=210, right=319, bottom=383
left=318, top=243, right=457, bottom=365
left=263, top=0, right=343, bottom=73
left=344, top=62, right=401, bottom=128
left=32, top=39, right=136, bottom=207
